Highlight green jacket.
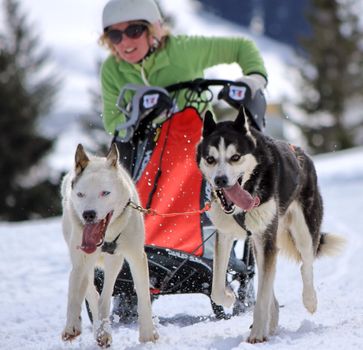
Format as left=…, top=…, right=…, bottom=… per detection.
left=101, top=35, right=268, bottom=134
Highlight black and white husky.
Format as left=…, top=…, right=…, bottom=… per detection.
left=197, top=109, right=345, bottom=343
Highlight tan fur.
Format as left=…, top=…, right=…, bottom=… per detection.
left=277, top=230, right=346, bottom=263
left=75, top=144, right=90, bottom=175
left=277, top=229, right=302, bottom=263
left=317, top=234, right=346, bottom=258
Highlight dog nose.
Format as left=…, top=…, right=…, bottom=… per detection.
left=82, top=210, right=96, bottom=223
left=214, top=176, right=228, bottom=188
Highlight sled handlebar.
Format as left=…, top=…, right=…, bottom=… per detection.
left=165, top=78, right=250, bottom=94
left=165, top=78, right=257, bottom=117
left=164, top=78, right=266, bottom=132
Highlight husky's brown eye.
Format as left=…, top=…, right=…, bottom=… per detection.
left=77, top=192, right=85, bottom=198
left=206, top=156, right=215, bottom=165
left=230, top=154, right=241, bottom=162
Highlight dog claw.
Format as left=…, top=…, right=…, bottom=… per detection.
left=62, top=329, right=81, bottom=342
left=96, top=332, right=112, bottom=348
left=247, top=336, right=267, bottom=344
left=139, top=326, right=159, bottom=343
left=247, top=323, right=269, bottom=344
left=62, top=316, right=82, bottom=342
left=139, top=329, right=159, bottom=343
left=96, top=323, right=113, bottom=348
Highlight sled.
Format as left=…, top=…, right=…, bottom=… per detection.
left=86, top=78, right=266, bottom=322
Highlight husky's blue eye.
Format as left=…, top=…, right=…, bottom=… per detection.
left=101, top=191, right=111, bottom=197
left=206, top=156, right=215, bottom=165
left=230, top=154, right=241, bottom=162
left=77, top=192, right=85, bottom=198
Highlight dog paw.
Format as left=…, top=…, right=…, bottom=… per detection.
left=211, top=288, right=236, bottom=308
left=139, top=327, right=159, bottom=343
left=303, top=289, right=317, bottom=314
left=96, top=328, right=112, bottom=348
left=247, top=335, right=268, bottom=344
left=62, top=325, right=81, bottom=342
left=95, top=319, right=112, bottom=348
left=247, top=326, right=268, bottom=344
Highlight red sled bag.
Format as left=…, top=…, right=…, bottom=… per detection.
left=136, top=107, right=205, bottom=256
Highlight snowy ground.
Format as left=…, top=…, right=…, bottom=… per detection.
left=1, top=147, right=363, bottom=350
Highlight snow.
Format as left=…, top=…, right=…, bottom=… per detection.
left=1, top=147, right=363, bottom=350
left=1, top=1, right=363, bottom=348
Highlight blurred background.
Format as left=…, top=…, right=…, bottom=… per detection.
left=0, top=0, right=362, bottom=221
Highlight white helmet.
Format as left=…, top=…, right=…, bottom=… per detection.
left=102, top=0, right=162, bottom=31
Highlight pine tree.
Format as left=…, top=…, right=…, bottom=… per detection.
left=0, top=0, right=61, bottom=220
left=297, top=0, right=363, bottom=153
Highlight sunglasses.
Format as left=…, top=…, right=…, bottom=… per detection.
left=106, top=23, right=148, bottom=45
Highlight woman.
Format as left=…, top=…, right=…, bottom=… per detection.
left=100, top=0, right=268, bottom=135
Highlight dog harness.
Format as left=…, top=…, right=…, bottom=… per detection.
left=233, top=211, right=253, bottom=237
left=100, top=199, right=132, bottom=255
left=101, top=233, right=121, bottom=254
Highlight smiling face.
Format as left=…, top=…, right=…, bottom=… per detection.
left=109, top=21, right=151, bottom=63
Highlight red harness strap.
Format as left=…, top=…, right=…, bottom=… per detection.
left=136, top=108, right=205, bottom=256
left=144, top=201, right=212, bottom=217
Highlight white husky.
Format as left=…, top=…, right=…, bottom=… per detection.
left=61, top=143, right=158, bottom=347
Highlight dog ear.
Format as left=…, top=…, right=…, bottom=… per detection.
left=234, top=106, right=249, bottom=134
left=75, top=144, right=89, bottom=175
left=106, top=143, right=119, bottom=168
left=203, top=110, right=216, bottom=137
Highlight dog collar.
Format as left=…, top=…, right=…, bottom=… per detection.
left=101, top=233, right=121, bottom=254
left=101, top=199, right=132, bottom=254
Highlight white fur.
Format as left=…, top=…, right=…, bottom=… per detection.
left=285, top=201, right=317, bottom=313
left=61, top=145, right=158, bottom=347
left=243, top=109, right=257, bottom=146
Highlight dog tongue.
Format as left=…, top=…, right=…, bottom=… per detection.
left=223, top=183, right=259, bottom=211
left=80, top=222, right=104, bottom=254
